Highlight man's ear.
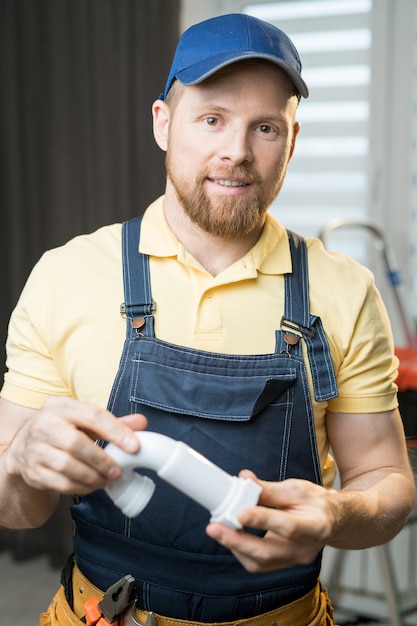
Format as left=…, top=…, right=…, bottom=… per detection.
left=152, top=99, right=170, bottom=152
left=289, top=121, right=300, bottom=161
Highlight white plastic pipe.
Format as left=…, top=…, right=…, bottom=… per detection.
left=105, top=431, right=262, bottom=529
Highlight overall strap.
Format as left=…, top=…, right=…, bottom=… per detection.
left=120, top=216, right=155, bottom=338
left=279, top=231, right=338, bottom=402
left=120, top=218, right=337, bottom=401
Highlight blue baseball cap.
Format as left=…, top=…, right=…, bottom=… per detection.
left=161, top=13, right=309, bottom=100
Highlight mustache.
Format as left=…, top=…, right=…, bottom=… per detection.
left=199, top=166, right=262, bottom=185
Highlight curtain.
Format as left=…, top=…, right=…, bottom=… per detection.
left=0, top=0, right=179, bottom=563
left=0, top=0, right=179, bottom=373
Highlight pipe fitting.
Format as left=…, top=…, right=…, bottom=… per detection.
left=105, top=431, right=261, bottom=529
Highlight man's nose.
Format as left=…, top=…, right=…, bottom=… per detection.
left=219, top=128, right=254, bottom=164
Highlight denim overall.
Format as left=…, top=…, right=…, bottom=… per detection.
left=71, top=217, right=338, bottom=622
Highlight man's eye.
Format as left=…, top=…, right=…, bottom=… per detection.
left=258, top=124, right=274, bottom=134
left=205, top=117, right=218, bottom=126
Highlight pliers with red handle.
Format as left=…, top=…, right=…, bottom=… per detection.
left=84, top=574, right=135, bottom=625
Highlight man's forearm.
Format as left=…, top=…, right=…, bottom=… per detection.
left=327, top=469, right=415, bottom=550
left=206, top=466, right=415, bottom=574
left=0, top=447, right=59, bottom=529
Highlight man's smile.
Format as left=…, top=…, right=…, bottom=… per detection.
left=209, top=178, right=250, bottom=187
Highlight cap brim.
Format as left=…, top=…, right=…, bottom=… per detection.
left=175, top=51, right=309, bottom=98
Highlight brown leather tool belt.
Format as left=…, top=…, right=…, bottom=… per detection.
left=40, top=562, right=334, bottom=626
left=76, top=563, right=333, bottom=626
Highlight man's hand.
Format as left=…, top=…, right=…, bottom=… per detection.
left=0, top=396, right=147, bottom=527
left=206, top=470, right=333, bottom=573
left=207, top=410, right=415, bottom=574
left=4, top=396, right=147, bottom=495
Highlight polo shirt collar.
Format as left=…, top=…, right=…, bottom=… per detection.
left=139, top=195, right=293, bottom=276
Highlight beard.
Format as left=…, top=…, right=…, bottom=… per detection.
left=166, top=157, right=285, bottom=239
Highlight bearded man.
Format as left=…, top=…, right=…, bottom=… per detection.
left=0, top=13, right=414, bottom=626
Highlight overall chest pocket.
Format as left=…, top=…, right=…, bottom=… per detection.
left=129, top=339, right=298, bottom=422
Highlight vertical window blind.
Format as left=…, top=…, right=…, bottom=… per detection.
left=244, top=0, right=372, bottom=262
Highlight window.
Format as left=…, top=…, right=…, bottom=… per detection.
left=245, top=0, right=372, bottom=250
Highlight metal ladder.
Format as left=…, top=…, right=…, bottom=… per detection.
left=319, top=218, right=417, bottom=349
left=319, top=219, right=417, bottom=625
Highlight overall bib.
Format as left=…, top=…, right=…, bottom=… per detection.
left=71, top=217, right=338, bottom=623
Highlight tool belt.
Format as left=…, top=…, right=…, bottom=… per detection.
left=39, top=561, right=335, bottom=626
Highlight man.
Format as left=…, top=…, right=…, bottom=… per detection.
left=0, top=12, right=414, bottom=626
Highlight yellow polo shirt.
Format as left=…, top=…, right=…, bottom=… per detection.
left=1, top=196, right=398, bottom=486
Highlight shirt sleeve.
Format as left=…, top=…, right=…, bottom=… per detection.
left=326, top=269, right=399, bottom=414
left=1, top=252, right=71, bottom=409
